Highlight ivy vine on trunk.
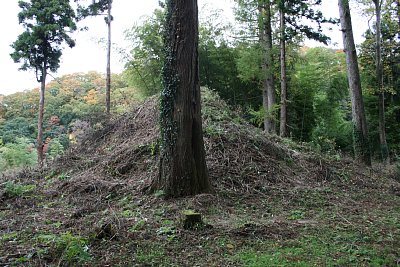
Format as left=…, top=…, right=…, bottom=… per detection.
left=151, top=0, right=211, bottom=198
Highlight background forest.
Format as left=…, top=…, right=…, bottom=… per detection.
left=0, top=1, right=399, bottom=171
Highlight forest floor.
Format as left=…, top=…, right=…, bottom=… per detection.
left=1, top=90, right=400, bottom=266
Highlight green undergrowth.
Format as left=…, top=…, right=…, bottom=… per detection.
left=35, top=232, right=91, bottom=264
left=2, top=181, right=36, bottom=197
left=240, top=228, right=397, bottom=266
left=1, top=175, right=399, bottom=266
left=236, top=208, right=399, bottom=267
left=201, top=88, right=245, bottom=138
left=237, top=233, right=396, bottom=267
left=134, top=243, right=171, bottom=266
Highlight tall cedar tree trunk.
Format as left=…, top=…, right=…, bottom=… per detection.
left=37, top=64, right=47, bottom=167
left=153, top=0, right=211, bottom=198
left=338, top=0, right=372, bottom=166
left=374, top=0, right=389, bottom=163
left=279, top=5, right=288, bottom=137
left=105, top=0, right=112, bottom=113
left=259, top=0, right=276, bottom=134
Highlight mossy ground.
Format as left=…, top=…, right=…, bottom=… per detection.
left=1, top=90, right=399, bottom=266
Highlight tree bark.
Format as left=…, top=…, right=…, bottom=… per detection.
left=153, top=0, right=211, bottom=198
left=105, top=0, right=112, bottom=114
left=373, top=0, right=389, bottom=163
left=259, top=0, right=276, bottom=134
left=37, top=65, right=47, bottom=168
left=279, top=5, right=288, bottom=137
left=338, top=0, right=372, bottom=166
left=397, top=0, right=400, bottom=33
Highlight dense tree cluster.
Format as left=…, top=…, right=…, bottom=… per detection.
left=124, top=2, right=399, bottom=163
left=0, top=72, right=133, bottom=170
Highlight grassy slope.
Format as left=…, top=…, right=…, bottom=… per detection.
left=1, top=89, right=399, bottom=266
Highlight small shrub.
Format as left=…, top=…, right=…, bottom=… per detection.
left=204, top=124, right=224, bottom=137
left=288, top=210, right=305, bottom=220
left=57, top=172, right=70, bottom=181
left=0, top=232, right=18, bottom=242
left=48, top=139, right=64, bottom=160
left=128, top=219, right=146, bottom=232
left=121, top=209, right=136, bottom=218
left=149, top=141, right=159, bottom=156
left=201, top=88, right=234, bottom=122
left=0, top=137, right=37, bottom=171
left=3, top=181, right=36, bottom=197
left=156, top=225, right=176, bottom=240
left=248, top=107, right=265, bottom=128
left=135, top=245, right=166, bottom=265
left=248, top=104, right=279, bottom=129
left=36, top=232, right=91, bottom=264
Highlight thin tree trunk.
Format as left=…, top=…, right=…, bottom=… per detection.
left=279, top=5, right=288, bottom=137
left=397, top=0, right=400, bottom=32
left=338, top=0, right=372, bottom=166
left=203, top=46, right=213, bottom=89
left=105, top=0, right=112, bottom=113
left=37, top=65, right=47, bottom=168
left=259, top=4, right=269, bottom=132
left=374, top=0, right=389, bottom=163
left=259, top=0, right=276, bottom=134
left=153, top=0, right=211, bottom=198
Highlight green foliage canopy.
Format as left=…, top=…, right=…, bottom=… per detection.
left=124, top=9, right=165, bottom=97
left=10, top=0, right=77, bottom=80
left=288, top=47, right=352, bottom=152
left=358, top=1, right=400, bottom=156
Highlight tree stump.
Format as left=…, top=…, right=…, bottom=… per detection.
left=182, top=210, right=203, bottom=230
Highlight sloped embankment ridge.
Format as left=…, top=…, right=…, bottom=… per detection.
left=1, top=89, right=399, bottom=266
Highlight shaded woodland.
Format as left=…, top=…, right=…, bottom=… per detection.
left=0, top=0, right=399, bottom=266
